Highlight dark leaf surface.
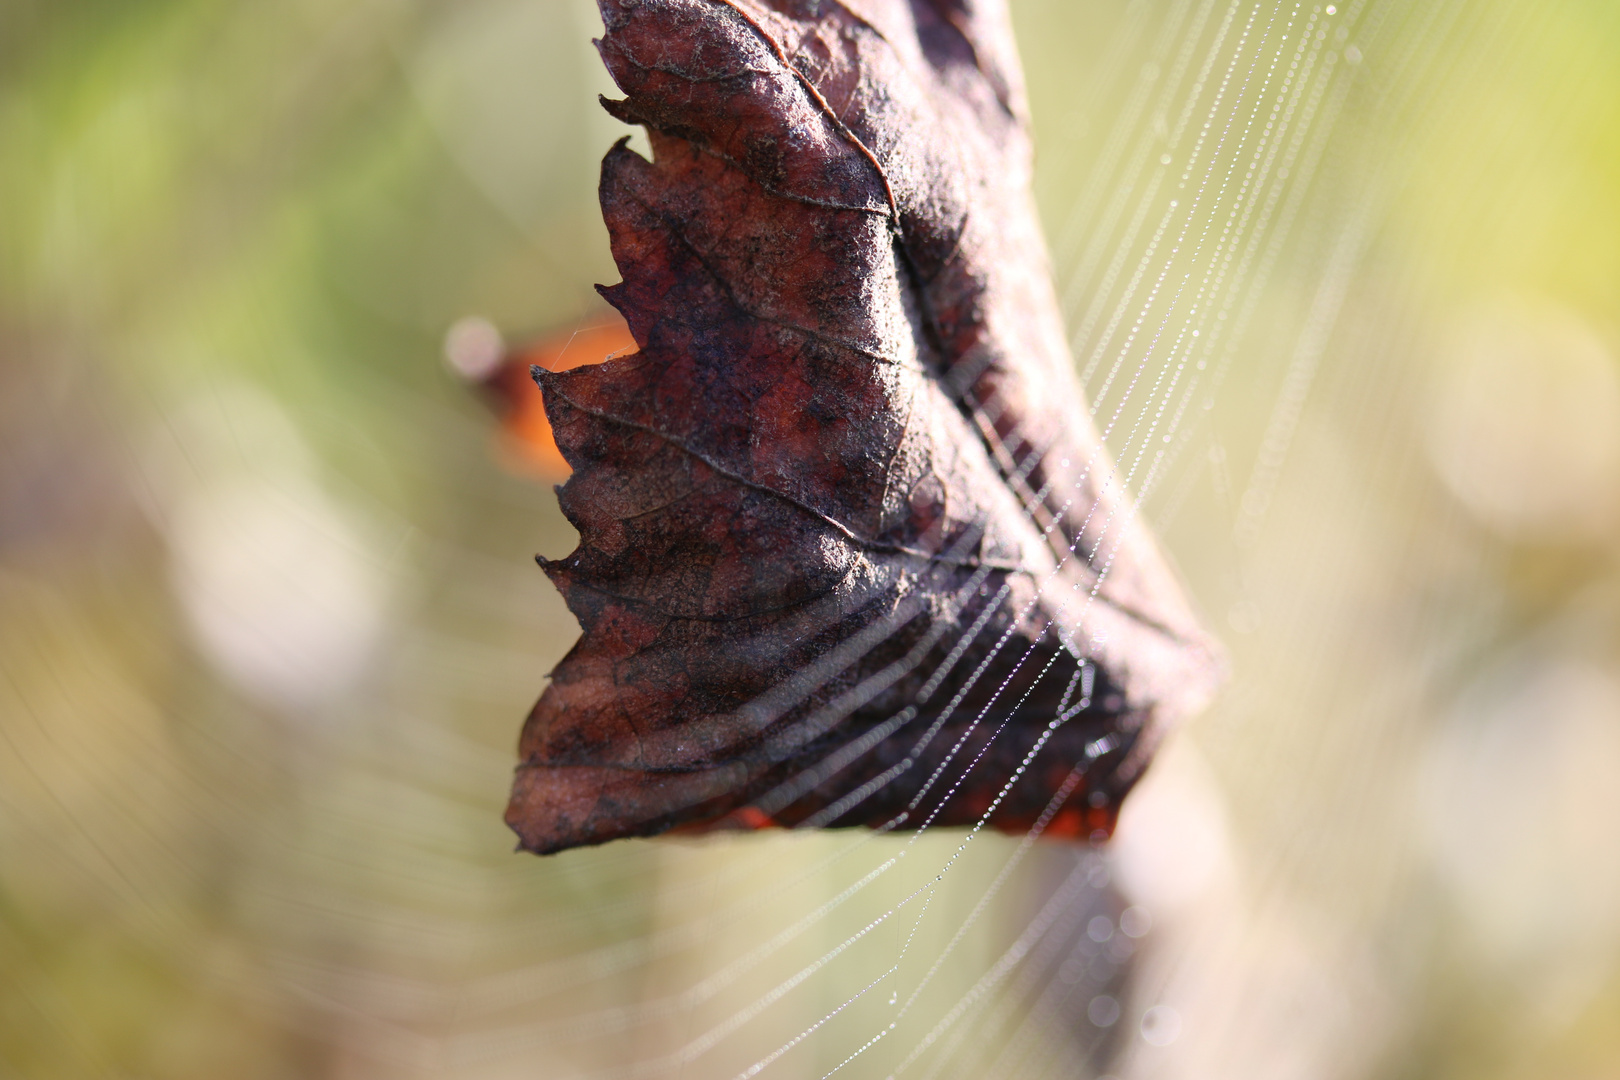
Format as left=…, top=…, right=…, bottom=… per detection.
left=507, top=0, right=1222, bottom=855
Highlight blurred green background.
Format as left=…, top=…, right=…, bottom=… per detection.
left=3, top=1, right=1619, bottom=1077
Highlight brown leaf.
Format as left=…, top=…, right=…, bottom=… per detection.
left=506, top=0, right=1222, bottom=855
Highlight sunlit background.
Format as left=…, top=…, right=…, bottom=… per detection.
left=3, top=1, right=1619, bottom=1077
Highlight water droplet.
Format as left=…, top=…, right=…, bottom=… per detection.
left=444, top=316, right=505, bottom=380
left=1141, top=1005, right=1182, bottom=1046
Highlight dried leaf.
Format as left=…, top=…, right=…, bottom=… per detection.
left=506, top=0, right=1222, bottom=855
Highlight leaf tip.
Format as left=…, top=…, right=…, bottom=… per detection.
left=600, top=96, right=641, bottom=132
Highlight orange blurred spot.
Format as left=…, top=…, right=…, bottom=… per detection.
left=727, top=806, right=778, bottom=831
left=666, top=804, right=780, bottom=836
left=488, top=315, right=638, bottom=480
left=995, top=803, right=1118, bottom=841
